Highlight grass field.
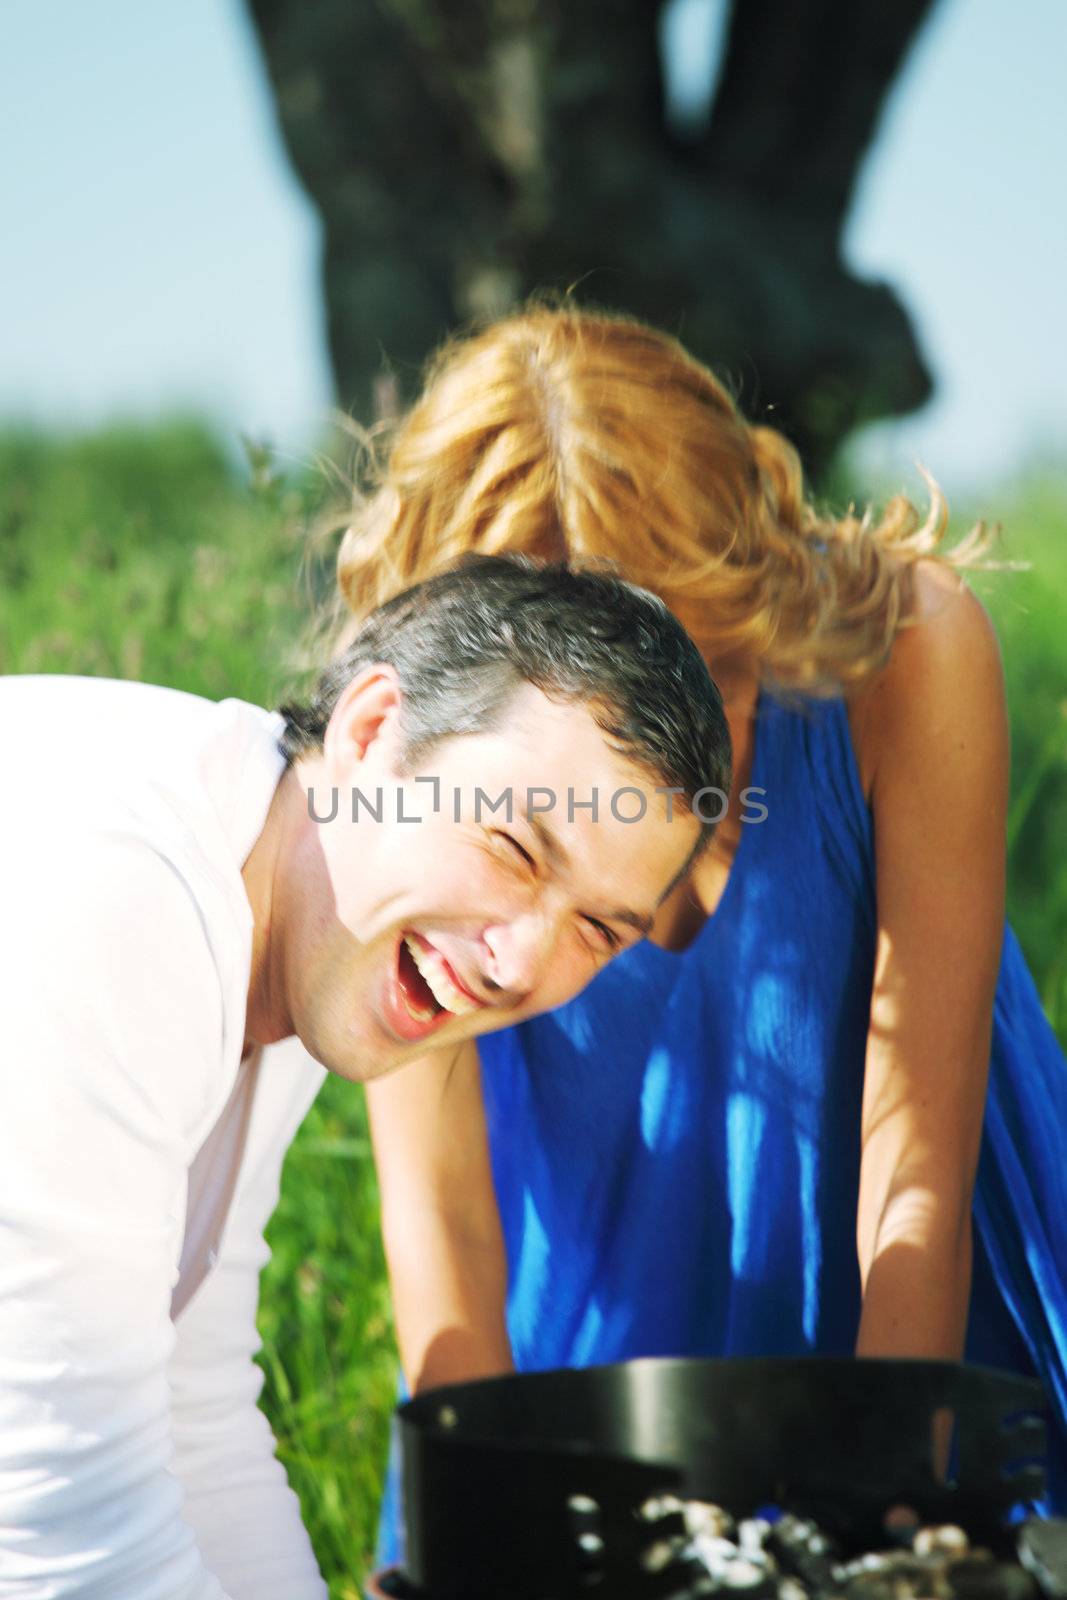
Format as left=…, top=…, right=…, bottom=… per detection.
left=3, top=421, right=1065, bottom=1596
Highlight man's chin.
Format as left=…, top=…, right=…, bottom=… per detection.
left=294, top=1005, right=466, bottom=1085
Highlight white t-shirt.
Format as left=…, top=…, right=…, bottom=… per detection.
left=0, top=676, right=329, bottom=1599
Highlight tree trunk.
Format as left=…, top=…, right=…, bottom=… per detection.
left=246, top=0, right=936, bottom=476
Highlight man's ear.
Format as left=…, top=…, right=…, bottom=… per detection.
left=322, top=664, right=404, bottom=781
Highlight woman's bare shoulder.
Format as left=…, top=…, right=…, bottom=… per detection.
left=847, top=561, right=1004, bottom=802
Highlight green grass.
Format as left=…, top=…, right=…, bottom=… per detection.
left=2, top=421, right=1065, bottom=1595
left=255, top=1090, right=396, bottom=1596
left=973, top=476, right=1067, bottom=1035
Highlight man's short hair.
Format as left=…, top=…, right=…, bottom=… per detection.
left=278, top=554, right=731, bottom=840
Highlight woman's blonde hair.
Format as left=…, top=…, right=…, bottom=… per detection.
left=327, top=303, right=991, bottom=692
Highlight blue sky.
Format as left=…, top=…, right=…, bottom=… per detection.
left=1, top=0, right=1064, bottom=496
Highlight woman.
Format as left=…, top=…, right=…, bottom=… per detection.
left=345, top=306, right=1067, bottom=1550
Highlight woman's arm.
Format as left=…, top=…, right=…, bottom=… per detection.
left=365, top=1039, right=514, bottom=1393
left=852, top=565, right=1009, bottom=1361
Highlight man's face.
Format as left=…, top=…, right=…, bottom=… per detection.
left=270, top=671, right=699, bottom=1081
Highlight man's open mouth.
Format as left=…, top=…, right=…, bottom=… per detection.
left=388, top=933, right=484, bottom=1043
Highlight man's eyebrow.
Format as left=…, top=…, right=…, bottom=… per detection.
left=605, top=906, right=655, bottom=937
left=525, top=808, right=569, bottom=871
left=524, top=808, right=654, bottom=938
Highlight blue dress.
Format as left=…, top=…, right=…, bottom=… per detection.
left=377, top=693, right=1067, bottom=1564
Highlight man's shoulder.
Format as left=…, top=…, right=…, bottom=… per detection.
left=1, top=674, right=260, bottom=773
left=2, top=676, right=283, bottom=1044
left=2, top=821, right=233, bottom=1140
left=0, top=671, right=215, bottom=722
left=3, top=676, right=235, bottom=816
left=6, top=820, right=224, bottom=983
left=3, top=673, right=282, bottom=874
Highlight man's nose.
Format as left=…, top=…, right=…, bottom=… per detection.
left=480, top=910, right=562, bottom=1005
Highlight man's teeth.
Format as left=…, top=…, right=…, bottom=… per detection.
left=404, top=937, right=480, bottom=1017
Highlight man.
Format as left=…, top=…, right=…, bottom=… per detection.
left=0, top=555, right=730, bottom=1599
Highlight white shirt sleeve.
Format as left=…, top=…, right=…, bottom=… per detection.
left=168, top=1042, right=328, bottom=1600
left=1, top=826, right=238, bottom=1598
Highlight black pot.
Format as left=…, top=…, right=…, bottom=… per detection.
left=392, top=1357, right=1048, bottom=1600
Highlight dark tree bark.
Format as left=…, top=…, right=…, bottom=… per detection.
left=246, top=0, right=936, bottom=476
